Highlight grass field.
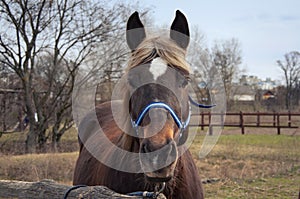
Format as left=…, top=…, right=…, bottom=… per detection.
left=0, top=127, right=299, bottom=198
left=192, top=133, right=300, bottom=198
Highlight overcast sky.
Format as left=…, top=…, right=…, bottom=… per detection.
left=129, top=0, right=300, bottom=81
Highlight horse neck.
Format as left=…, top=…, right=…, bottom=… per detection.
left=168, top=148, right=203, bottom=198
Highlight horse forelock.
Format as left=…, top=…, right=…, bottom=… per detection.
left=126, top=36, right=191, bottom=76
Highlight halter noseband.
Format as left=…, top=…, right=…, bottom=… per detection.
left=131, top=102, right=190, bottom=132
left=130, top=97, right=215, bottom=144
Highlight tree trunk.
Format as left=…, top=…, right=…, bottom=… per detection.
left=24, top=77, right=38, bottom=153
left=38, top=127, right=48, bottom=153
left=286, top=90, right=291, bottom=110
left=51, top=123, right=60, bottom=152
left=25, top=125, right=37, bottom=153
left=51, top=136, right=59, bottom=153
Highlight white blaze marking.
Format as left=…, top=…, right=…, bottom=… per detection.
left=149, top=57, right=168, bottom=81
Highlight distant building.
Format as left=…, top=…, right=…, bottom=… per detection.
left=238, top=75, right=278, bottom=90
left=239, top=75, right=260, bottom=86
left=262, top=90, right=275, bottom=100
left=237, top=75, right=279, bottom=102
left=231, top=85, right=256, bottom=101
left=257, top=78, right=277, bottom=90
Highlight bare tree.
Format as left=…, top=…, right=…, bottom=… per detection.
left=186, top=26, right=213, bottom=104
left=187, top=26, right=207, bottom=70
left=188, top=35, right=242, bottom=109
left=0, top=0, right=143, bottom=152
left=277, top=51, right=300, bottom=110
left=211, top=38, right=242, bottom=108
left=0, top=60, right=26, bottom=133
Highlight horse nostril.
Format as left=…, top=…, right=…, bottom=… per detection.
left=141, top=139, right=177, bottom=154
left=166, top=138, right=172, bottom=145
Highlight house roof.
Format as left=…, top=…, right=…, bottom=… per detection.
left=263, top=90, right=275, bottom=95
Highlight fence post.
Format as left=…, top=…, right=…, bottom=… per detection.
left=273, top=112, right=276, bottom=127
left=240, top=111, right=245, bottom=134
left=201, top=112, right=204, bottom=130
left=221, top=111, right=224, bottom=127
left=277, top=113, right=280, bottom=135
left=208, top=112, right=213, bottom=135
left=257, top=111, right=260, bottom=127
left=209, top=125, right=213, bottom=135
left=288, top=111, right=291, bottom=127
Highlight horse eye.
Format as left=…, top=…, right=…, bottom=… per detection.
left=176, top=71, right=190, bottom=88
left=179, top=77, right=189, bottom=88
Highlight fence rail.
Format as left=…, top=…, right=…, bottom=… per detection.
left=190, top=112, right=300, bottom=135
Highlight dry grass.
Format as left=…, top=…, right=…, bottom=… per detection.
left=0, top=127, right=299, bottom=198
left=0, top=152, right=78, bottom=185
left=0, top=127, right=79, bottom=154
left=191, top=131, right=300, bottom=199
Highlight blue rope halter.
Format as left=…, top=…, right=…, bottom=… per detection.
left=131, top=102, right=191, bottom=131
left=130, top=96, right=215, bottom=140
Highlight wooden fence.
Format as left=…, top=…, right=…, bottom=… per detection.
left=190, top=112, right=300, bottom=135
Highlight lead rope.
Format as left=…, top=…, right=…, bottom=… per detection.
left=127, top=182, right=166, bottom=198
left=63, top=183, right=166, bottom=199
left=63, top=184, right=87, bottom=199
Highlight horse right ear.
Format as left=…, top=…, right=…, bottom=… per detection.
left=170, top=10, right=190, bottom=49
left=126, top=12, right=146, bottom=51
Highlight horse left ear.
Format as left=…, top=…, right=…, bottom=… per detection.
left=170, top=10, right=190, bottom=49
left=126, top=11, right=146, bottom=51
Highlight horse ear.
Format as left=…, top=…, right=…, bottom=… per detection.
left=126, top=11, right=146, bottom=51
left=170, top=10, right=190, bottom=49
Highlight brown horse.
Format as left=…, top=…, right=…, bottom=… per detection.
left=73, top=10, right=204, bottom=199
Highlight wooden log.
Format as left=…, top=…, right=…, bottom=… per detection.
left=0, top=179, right=166, bottom=199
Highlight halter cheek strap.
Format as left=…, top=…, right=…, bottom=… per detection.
left=188, top=96, right=216, bottom=108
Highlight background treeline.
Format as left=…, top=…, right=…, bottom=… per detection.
left=0, top=0, right=299, bottom=153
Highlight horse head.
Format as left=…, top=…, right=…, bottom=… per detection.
left=125, top=10, right=191, bottom=183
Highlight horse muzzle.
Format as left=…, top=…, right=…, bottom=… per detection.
left=144, top=165, right=175, bottom=183
left=139, top=139, right=178, bottom=183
